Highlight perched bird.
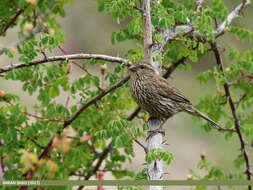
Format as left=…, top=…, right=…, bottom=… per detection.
left=129, top=61, right=221, bottom=129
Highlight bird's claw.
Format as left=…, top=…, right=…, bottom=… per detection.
left=146, top=128, right=165, bottom=141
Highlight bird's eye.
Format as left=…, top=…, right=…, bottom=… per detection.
left=140, top=66, right=145, bottom=69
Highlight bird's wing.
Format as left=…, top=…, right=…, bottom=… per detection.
left=156, top=77, right=191, bottom=104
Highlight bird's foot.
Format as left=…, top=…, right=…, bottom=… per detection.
left=146, top=128, right=165, bottom=141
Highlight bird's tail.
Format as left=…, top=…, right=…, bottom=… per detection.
left=185, top=105, right=221, bottom=130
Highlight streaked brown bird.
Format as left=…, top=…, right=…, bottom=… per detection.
left=129, top=61, right=221, bottom=129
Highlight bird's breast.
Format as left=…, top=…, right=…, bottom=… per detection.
left=130, top=78, right=182, bottom=118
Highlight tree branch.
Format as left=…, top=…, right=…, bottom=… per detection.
left=214, top=0, right=251, bottom=37
left=84, top=142, right=113, bottom=180
left=76, top=142, right=113, bottom=190
left=157, top=0, right=251, bottom=46
left=1, top=94, right=65, bottom=122
left=0, top=54, right=127, bottom=74
left=211, top=42, right=252, bottom=190
left=0, top=26, right=43, bottom=55
left=20, top=75, right=130, bottom=189
left=142, top=0, right=153, bottom=66
left=0, top=0, right=56, bottom=54
left=15, top=128, right=46, bottom=149
left=141, top=0, right=164, bottom=189
left=63, top=75, right=130, bottom=127
left=0, top=8, right=25, bottom=36
left=58, top=45, right=92, bottom=75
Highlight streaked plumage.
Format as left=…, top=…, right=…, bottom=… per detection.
left=129, top=61, right=220, bottom=128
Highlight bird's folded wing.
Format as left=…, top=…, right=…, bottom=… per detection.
left=156, top=77, right=191, bottom=104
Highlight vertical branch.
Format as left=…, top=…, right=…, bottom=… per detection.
left=141, top=0, right=163, bottom=189
left=147, top=119, right=164, bottom=190
left=211, top=43, right=252, bottom=190
left=141, top=0, right=153, bottom=66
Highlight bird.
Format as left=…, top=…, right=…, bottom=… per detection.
left=128, top=61, right=221, bottom=129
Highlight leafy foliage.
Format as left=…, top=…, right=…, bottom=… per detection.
left=0, top=0, right=252, bottom=190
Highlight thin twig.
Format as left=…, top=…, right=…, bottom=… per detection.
left=0, top=54, right=127, bottom=74
left=215, top=0, right=251, bottom=37
left=1, top=95, right=65, bottom=122
left=58, top=45, right=92, bottom=75
left=20, top=75, right=130, bottom=188
left=0, top=8, right=26, bottom=36
left=133, top=138, right=147, bottom=153
left=0, top=26, right=43, bottom=55
left=77, top=142, right=113, bottom=190
left=229, top=73, right=253, bottom=86
left=211, top=42, right=251, bottom=190
left=65, top=92, right=71, bottom=108
left=0, top=0, right=55, bottom=54
left=15, top=128, right=46, bottom=149
left=235, top=93, right=247, bottom=108
left=63, top=75, right=130, bottom=128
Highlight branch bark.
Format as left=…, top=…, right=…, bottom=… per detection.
left=0, top=54, right=127, bottom=74
left=141, top=0, right=163, bottom=189
left=142, top=0, right=153, bottom=66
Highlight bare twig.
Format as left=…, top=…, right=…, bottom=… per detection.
left=212, top=42, right=252, bottom=190
left=84, top=142, right=113, bottom=180
left=127, top=107, right=142, bottom=121
left=0, top=54, right=127, bottom=74
left=158, top=0, right=251, bottom=45
left=133, top=5, right=145, bottom=13
left=65, top=92, right=71, bottom=108
left=133, top=138, right=148, bottom=153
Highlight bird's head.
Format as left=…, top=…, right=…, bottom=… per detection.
left=128, top=61, right=156, bottom=79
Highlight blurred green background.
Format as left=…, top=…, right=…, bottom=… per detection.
left=0, top=0, right=253, bottom=183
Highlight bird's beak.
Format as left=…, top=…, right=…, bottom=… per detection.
left=128, top=63, right=137, bottom=71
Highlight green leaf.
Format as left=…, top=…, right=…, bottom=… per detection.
left=49, top=85, right=60, bottom=98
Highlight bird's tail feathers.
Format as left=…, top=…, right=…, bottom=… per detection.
left=186, top=106, right=221, bottom=130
